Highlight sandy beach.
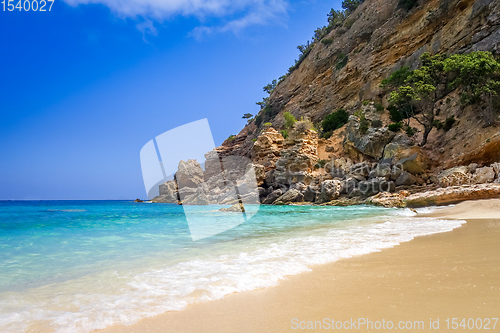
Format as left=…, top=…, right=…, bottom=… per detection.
left=99, top=199, right=500, bottom=333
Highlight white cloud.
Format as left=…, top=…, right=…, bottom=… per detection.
left=64, top=0, right=289, bottom=36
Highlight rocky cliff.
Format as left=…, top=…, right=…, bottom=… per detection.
left=153, top=0, right=500, bottom=207
left=226, top=0, right=500, bottom=166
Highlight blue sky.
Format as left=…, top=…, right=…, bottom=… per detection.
left=0, top=0, right=341, bottom=200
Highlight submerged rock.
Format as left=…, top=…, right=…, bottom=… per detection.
left=219, top=202, right=245, bottom=212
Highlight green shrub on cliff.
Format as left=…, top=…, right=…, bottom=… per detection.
left=255, top=115, right=263, bottom=127
left=388, top=123, right=403, bottom=132
left=322, top=109, right=349, bottom=134
left=342, top=0, right=364, bottom=13
left=359, top=114, right=370, bottom=134
left=321, top=38, right=333, bottom=45
left=380, top=67, right=411, bottom=89
left=283, top=112, right=297, bottom=129
left=443, top=116, right=456, bottom=131
left=315, top=159, right=327, bottom=169
left=344, top=18, right=355, bottom=29
left=405, top=126, right=416, bottom=137
left=398, top=0, right=417, bottom=11
left=336, top=53, right=349, bottom=70
left=433, top=116, right=456, bottom=131
left=387, top=105, right=405, bottom=123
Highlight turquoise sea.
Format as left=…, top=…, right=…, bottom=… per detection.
left=0, top=201, right=465, bottom=332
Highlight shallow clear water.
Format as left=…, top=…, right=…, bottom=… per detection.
left=0, top=201, right=464, bottom=332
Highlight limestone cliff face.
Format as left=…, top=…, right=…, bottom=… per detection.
left=274, top=129, right=319, bottom=185
left=251, top=128, right=284, bottom=171
left=152, top=0, right=500, bottom=206
left=226, top=0, right=500, bottom=171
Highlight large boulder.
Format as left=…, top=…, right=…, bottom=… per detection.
left=265, top=169, right=275, bottom=185
left=369, top=184, right=500, bottom=208
left=383, top=143, right=430, bottom=175
left=373, top=163, right=392, bottom=180
left=405, top=184, right=500, bottom=207
left=367, top=190, right=411, bottom=208
left=471, top=166, right=496, bottom=184
left=262, top=189, right=283, bottom=204
left=344, top=116, right=396, bottom=159
left=350, top=162, right=371, bottom=178
left=316, top=180, right=342, bottom=203
left=325, top=157, right=353, bottom=178
left=341, top=177, right=359, bottom=196
left=395, top=171, right=418, bottom=186
left=438, top=166, right=470, bottom=187
left=176, top=159, right=204, bottom=189
left=303, top=185, right=319, bottom=202
left=468, top=163, right=479, bottom=174
left=290, top=182, right=307, bottom=193
left=359, top=177, right=395, bottom=196
left=273, top=189, right=304, bottom=205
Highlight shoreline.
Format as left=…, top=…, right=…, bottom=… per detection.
left=97, top=198, right=500, bottom=333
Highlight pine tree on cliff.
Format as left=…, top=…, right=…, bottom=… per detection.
left=386, top=51, right=500, bottom=147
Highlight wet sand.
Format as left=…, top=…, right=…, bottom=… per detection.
left=98, top=199, right=500, bottom=333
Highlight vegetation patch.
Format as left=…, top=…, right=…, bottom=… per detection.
left=336, top=53, right=349, bottom=70
left=322, top=109, right=349, bottom=135
left=371, top=119, right=383, bottom=128
left=321, top=38, right=333, bottom=45
left=388, top=122, right=403, bottom=132
left=383, top=51, right=500, bottom=146
left=359, top=114, right=370, bottom=134
left=405, top=126, right=416, bottom=137
left=315, top=159, right=327, bottom=169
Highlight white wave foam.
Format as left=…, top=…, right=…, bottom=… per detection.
left=0, top=216, right=465, bottom=333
